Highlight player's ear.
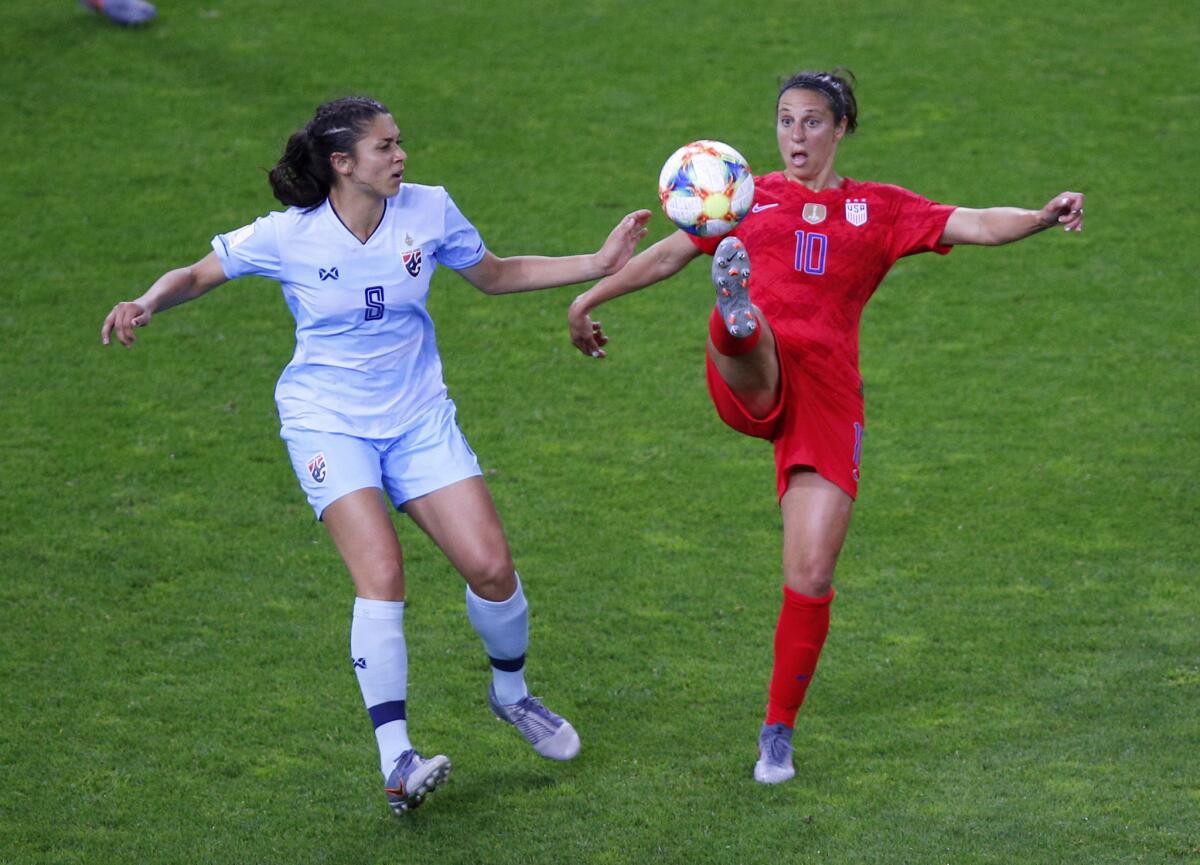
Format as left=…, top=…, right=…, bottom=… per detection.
left=330, top=150, right=355, bottom=177
left=833, top=117, right=848, bottom=143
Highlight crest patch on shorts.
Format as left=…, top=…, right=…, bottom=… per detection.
left=307, top=452, right=327, bottom=483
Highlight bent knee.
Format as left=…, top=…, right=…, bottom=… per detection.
left=464, top=555, right=517, bottom=601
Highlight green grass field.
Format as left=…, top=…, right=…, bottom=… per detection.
left=1, top=1, right=1197, bottom=863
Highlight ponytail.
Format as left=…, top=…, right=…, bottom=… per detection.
left=268, top=128, right=329, bottom=208
left=267, top=96, right=391, bottom=210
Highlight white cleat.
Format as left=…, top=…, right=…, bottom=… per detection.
left=754, top=722, right=796, bottom=784
left=385, top=749, right=451, bottom=814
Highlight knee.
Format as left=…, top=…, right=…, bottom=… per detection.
left=355, top=556, right=406, bottom=601
left=465, top=553, right=517, bottom=601
left=783, top=560, right=835, bottom=598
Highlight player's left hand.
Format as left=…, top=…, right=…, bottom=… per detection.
left=1040, top=191, right=1085, bottom=232
left=594, top=210, right=652, bottom=276
left=568, top=300, right=609, bottom=359
left=101, top=301, right=152, bottom=347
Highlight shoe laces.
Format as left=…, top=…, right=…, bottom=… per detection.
left=508, top=695, right=562, bottom=743
left=391, top=749, right=419, bottom=781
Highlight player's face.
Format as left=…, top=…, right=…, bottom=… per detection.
left=776, top=89, right=847, bottom=183
left=340, top=113, right=407, bottom=198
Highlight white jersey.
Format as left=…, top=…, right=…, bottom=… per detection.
left=212, top=184, right=487, bottom=438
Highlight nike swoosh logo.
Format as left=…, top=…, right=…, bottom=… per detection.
left=751, top=203, right=779, bottom=213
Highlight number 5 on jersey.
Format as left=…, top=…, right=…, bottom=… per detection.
left=364, top=286, right=385, bottom=321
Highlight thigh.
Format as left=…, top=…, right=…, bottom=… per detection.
left=281, top=427, right=384, bottom=519
left=322, top=487, right=406, bottom=601
left=381, top=399, right=482, bottom=508
left=771, top=367, right=864, bottom=502
left=705, top=308, right=782, bottom=420
left=705, top=348, right=786, bottom=440
left=779, top=469, right=854, bottom=597
left=403, top=476, right=515, bottom=601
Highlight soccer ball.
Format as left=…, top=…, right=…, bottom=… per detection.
left=658, top=140, right=754, bottom=238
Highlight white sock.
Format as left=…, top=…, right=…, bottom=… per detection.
left=465, top=574, right=529, bottom=705
left=350, top=597, right=412, bottom=778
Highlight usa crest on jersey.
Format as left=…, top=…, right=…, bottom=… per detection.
left=402, top=249, right=423, bottom=278
left=845, top=198, right=868, bottom=227
left=307, top=452, right=327, bottom=483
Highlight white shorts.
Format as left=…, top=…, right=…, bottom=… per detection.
left=281, top=399, right=483, bottom=519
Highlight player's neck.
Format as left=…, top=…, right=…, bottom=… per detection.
left=785, top=167, right=843, bottom=193
left=328, top=187, right=387, bottom=243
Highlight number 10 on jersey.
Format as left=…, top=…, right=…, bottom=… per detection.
left=793, top=231, right=827, bottom=275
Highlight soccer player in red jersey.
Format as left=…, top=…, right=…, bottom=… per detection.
left=567, top=69, right=1085, bottom=784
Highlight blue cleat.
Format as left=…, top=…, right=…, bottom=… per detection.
left=754, top=721, right=796, bottom=784
left=80, top=0, right=157, bottom=26
left=489, top=685, right=580, bottom=761
left=384, top=749, right=451, bottom=814
left=712, top=235, right=756, bottom=338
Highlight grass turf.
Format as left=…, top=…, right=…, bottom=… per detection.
left=0, top=1, right=1196, bottom=863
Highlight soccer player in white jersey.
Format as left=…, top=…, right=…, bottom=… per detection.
left=102, top=96, right=651, bottom=814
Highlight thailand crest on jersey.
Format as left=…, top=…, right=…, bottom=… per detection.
left=307, top=452, right=327, bottom=484
left=845, top=198, right=869, bottom=227
left=803, top=203, right=827, bottom=225
left=402, top=249, right=423, bottom=278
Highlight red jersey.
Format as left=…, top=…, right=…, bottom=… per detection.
left=693, top=173, right=955, bottom=393
left=694, top=174, right=956, bottom=499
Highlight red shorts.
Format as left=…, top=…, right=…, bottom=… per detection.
left=705, top=351, right=864, bottom=501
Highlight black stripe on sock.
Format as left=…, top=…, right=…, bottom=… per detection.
left=488, top=654, right=526, bottom=673
left=368, top=699, right=406, bottom=728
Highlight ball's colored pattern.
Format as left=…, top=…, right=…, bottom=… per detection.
left=658, top=140, right=754, bottom=237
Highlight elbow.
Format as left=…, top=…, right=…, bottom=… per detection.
left=475, top=279, right=507, bottom=296
left=472, top=256, right=513, bottom=295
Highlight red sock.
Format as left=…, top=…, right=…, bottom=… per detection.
left=708, top=306, right=761, bottom=356
left=765, top=586, right=834, bottom=727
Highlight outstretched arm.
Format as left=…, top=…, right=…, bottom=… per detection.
left=940, top=191, right=1085, bottom=246
left=458, top=210, right=651, bottom=296
left=568, top=229, right=702, bottom=358
left=101, top=252, right=229, bottom=347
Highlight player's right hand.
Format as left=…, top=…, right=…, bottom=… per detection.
left=568, top=301, right=608, bottom=359
left=101, top=301, right=151, bottom=347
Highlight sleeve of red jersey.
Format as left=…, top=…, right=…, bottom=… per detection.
left=886, top=185, right=956, bottom=260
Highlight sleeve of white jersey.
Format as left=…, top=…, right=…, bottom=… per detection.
left=211, top=215, right=283, bottom=280
left=435, top=192, right=487, bottom=270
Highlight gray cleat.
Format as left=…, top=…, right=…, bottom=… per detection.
left=489, top=685, right=580, bottom=761
left=80, top=0, right=157, bottom=26
left=712, top=235, right=757, bottom=338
